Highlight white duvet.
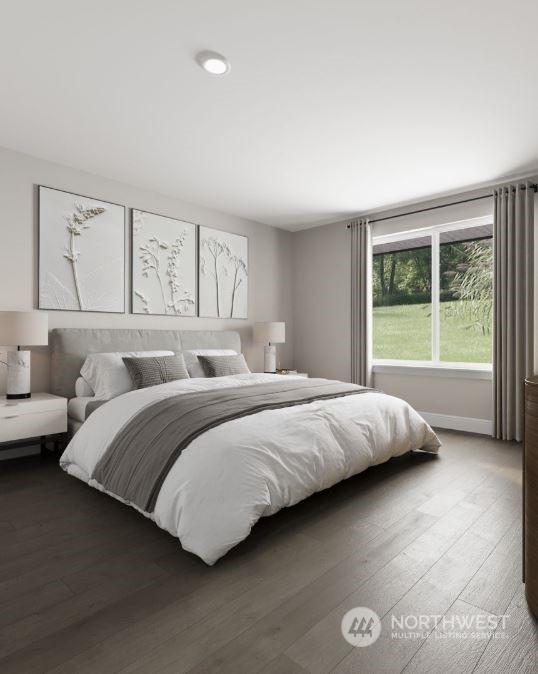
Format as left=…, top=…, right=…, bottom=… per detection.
left=60, top=374, right=440, bottom=565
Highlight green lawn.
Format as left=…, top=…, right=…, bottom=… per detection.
left=373, top=301, right=492, bottom=363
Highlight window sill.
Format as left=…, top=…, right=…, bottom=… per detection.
left=372, top=361, right=492, bottom=381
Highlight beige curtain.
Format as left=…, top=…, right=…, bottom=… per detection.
left=494, top=182, right=535, bottom=441
left=350, top=218, right=372, bottom=387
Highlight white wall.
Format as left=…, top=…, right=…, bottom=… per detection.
left=0, top=147, right=294, bottom=394
left=2, top=143, right=536, bottom=435
left=292, top=184, right=537, bottom=427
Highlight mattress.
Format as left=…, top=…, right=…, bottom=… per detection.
left=68, top=396, right=95, bottom=423
left=67, top=396, right=106, bottom=436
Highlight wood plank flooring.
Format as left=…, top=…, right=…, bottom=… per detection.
left=0, top=431, right=535, bottom=673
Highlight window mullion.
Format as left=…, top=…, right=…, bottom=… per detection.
left=431, top=232, right=440, bottom=363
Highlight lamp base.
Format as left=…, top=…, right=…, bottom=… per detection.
left=6, top=350, right=31, bottom=399
left=264, top=345, right=277, bottom=373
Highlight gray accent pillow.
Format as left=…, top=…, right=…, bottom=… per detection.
left=197, top=354, right=251, bottom=377
left=122, top=355, right=190, bottom=389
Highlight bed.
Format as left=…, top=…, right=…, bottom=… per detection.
left=54, top=328, right=440, bottom=565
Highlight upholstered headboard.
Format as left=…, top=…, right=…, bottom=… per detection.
left=50, top=328, right=242, bottom=399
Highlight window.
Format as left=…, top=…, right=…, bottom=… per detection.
left=372, top=235, right=432, bottom=361
left=372, top=218, right=493, bottom=367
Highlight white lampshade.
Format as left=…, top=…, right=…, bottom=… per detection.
left=0, top=311, right=48, bottom=346
left=253, top=321, right=285, bottom=344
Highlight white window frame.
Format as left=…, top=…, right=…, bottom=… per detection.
left=371, top=215, right=493, bottom=379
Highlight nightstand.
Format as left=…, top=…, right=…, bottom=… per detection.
left=275, top=371, right=309, bottom=378
left=0, top=393, right=67, bottom=455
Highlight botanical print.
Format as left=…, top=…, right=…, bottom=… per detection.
left=132, top=210, right=196, bottom=316
left=199, top=226, right=248, bottom=318
left=39, top=187, right=125, bottom=312
left=64, top=202, right=106, bottom=309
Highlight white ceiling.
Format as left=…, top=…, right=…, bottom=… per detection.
left=1, top=1, right=537, bottom=230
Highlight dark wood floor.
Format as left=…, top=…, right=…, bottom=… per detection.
left=0, top=431, right=536, bottom=673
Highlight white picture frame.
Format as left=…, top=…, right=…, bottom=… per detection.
left=198, top=226, right=248, bottom=318
left=38, top=186, right=125, bottom=313
left=131, top=210, right=197, bottom=316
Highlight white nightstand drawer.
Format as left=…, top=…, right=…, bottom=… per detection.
left=0, top=394, right=66, bottom=418
left=0, top=409, right=67, bottom=442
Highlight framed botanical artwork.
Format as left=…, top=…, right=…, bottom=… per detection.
left=38, top=186, right=125, bottom=313
left=131, top=209, right=197, bottom=316
left=198, top=226, right=248, bottom=318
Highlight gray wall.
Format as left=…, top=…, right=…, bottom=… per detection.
left=0, top=147, right=294, bottom=394
left=292, top=219, right=351, bottom=382
left=292, top=186, right=537, bottom=424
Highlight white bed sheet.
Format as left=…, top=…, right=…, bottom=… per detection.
left=60, top=373, right=440, bottom=564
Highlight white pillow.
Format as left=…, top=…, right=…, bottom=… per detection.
left=183, top=349, right=238, bottom=378
left=80, top=351, right=174, bottom=400
left=75, top=376, right=94, bottom=397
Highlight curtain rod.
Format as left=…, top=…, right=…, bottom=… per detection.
left=346, top=183, right=537, bottom=227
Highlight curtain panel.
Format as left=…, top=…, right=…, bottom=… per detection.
left=350, top=218, right=372, bottom=387
left=493, top=182, right=535, bottom=441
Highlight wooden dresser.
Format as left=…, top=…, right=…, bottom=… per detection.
left=524, top=377, right=538, bottom=617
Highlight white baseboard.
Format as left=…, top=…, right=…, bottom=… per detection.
left=419, top=412, right=493, bottom=436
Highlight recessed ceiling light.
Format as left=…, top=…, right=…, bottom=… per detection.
left=195, top=50, right=230, bottom=76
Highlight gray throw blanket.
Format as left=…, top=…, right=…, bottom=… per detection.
left=92, top=378, right=371, bottom=513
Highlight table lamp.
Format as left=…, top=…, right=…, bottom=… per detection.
left=253, top=321, right=285, bottom=373
left=0, top=311, right=48, bottom=399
